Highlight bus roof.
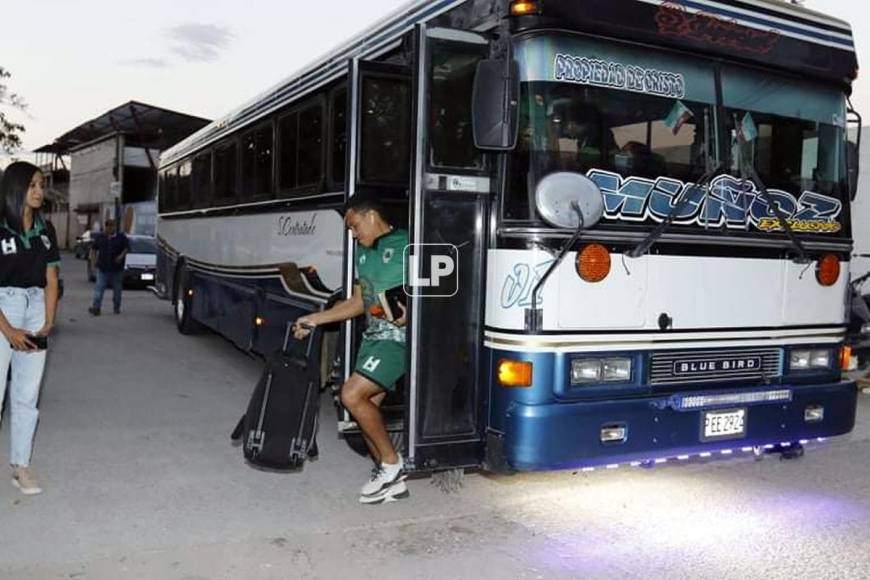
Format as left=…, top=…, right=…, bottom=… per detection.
left=162, top=0, right=857, bottom=167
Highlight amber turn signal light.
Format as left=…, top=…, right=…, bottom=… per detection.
left=510, top=1, right=541, bottom=16
left=816, top=254, right=840, bottom=287
left=576, top=244, right=612, bottom=283
left=840, top=345, right=852, bottom=371
left=497, top=359, right=533, bottom=387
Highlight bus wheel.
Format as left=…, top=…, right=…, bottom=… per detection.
left=174, top=268, right=202, bottom=335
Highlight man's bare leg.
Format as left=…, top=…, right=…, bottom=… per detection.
left=360, top=391, right=387, bottom=465
left=342, top=374, right=398, bottom=465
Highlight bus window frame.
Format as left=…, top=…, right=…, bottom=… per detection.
left=212, top=138, right=240, bottom=207
left=276, top=93, right=327, bottom=199
left=240, top=120, right=276, bottom=203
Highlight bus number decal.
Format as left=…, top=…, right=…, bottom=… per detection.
left=501, top=260, right=555, bottom=309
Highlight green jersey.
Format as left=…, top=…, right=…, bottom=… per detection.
left=356, top=228, right=408, bottom=343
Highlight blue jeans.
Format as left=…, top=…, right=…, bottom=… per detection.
left=93, top=269, right=123, bottom=312
left=0, top=287, right=47, bottom=467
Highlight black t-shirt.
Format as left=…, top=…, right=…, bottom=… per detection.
left=0, top=218, right=62, bottom=288
left=93, top=232, right=129, bottom=272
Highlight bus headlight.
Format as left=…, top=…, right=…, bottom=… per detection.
left=572, top=357, right=632, bottom=384
left=789, top=349, right=833, bottom=371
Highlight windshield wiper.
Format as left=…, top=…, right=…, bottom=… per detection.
left=736, top=142, right=809, bottom=264
left=627, top=161, right=722, bottom=258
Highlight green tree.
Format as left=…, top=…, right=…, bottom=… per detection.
left=0, top=67, right=26, bottom=154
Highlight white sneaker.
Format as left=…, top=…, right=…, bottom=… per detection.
left=12, top=466, right=43, bottom=495
left=359, top=480, right=409, bottom=504
left=360, top=459, right=405, bottom=497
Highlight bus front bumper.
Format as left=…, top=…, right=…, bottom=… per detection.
left=501, top=381, right=858, bottom=471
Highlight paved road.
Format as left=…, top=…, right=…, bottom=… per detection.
left=1, top=255, right=869, bottom=579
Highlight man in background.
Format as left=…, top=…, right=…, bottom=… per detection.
left=88, top=219, right=128, bottom=316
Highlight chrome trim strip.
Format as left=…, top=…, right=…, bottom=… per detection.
left=496, top=228, right=853, bottom=253
left=407, top=23, right=429, bottom=466
left=485, top=326, right=845, bottom=342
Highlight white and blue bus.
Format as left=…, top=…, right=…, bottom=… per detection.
left=156, top=0, right=861, bottom=472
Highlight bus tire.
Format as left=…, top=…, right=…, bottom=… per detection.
left=174, top=266, right=202, bottom=335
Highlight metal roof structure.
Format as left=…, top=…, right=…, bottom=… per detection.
left=46, top=101, right=210, bottom=154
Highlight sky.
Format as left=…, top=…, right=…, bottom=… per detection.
left=0, top=0, right=865, bottom=167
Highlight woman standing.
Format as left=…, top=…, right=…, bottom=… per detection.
left=0, top=162, right=61, bottom=495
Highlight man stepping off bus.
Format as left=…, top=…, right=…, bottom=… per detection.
left=293, top=191, right=409, bottom=504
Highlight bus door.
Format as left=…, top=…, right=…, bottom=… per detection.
left=403, top=26, right=492, bottom=471
left=342, top=56, right=414, bottom=443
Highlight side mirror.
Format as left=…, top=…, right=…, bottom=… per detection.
left=535, top=172, right=605, bottom=230
left=471, top=59, right=519, bottom=151
left=847, top=140, right=860, bottom=201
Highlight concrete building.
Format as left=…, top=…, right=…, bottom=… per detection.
left=40, top=101, right=209, bottom=239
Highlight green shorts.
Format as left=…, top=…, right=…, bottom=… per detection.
left=354, top=339, right=406, bottom=392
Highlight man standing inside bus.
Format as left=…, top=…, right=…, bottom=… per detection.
left=293, top=191, right=409, bottom=505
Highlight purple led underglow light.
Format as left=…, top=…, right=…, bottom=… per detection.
left=581, top=467, right=595, bottom=472
left=677, top=455, right=690, bottom=461
left=817, top=437, right=826, bottom=442
left=654, top=458, right=668, bottom=464
left=721, top=449, right=733, bottom=455
left=781, top=442, right=792, bottom=447
left=764, top=444, right=775, bottom=450
left=606, top=464, right=620, bottom=470
left=799, top=439, right=809, bottom=444
left=630, top=461, right=642, bottom=467
left=699, top=452, right=712, bottom=458
left=741, top=447, right=753, bottom=452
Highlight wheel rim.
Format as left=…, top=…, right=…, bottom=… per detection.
left=176, top=285, right=185, bottom=321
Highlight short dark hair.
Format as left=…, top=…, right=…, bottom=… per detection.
left=0, top=161, right=41, bottom=234
left=344, top=190, right=386, bottom=218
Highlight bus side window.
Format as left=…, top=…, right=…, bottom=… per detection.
left=359, top=76, right=411, bottom=185
left=330, top=87, right=347, bottom=187
left=278, top=96, right=325, bottom=195
left=428, top=40, right=486, bottom=171
left=214, top=141, right=238, bottom=204
left=278, top=112, right=299, bottom=192
left=192, top=151, right=213, bottom=209
left=242, top=123, right=274, bottom=200
left=177, top=160, right=192, bottom=210
left=298, top=102, right=324, bottom=188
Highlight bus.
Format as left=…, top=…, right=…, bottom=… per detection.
left=156, top=0, right=861, bottom=473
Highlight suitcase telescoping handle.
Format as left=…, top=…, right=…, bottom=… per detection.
left=283, top=319, right=318, bottom=359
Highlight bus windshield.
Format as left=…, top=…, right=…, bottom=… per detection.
left=505, top=82, right=712, bottom=220
left=505, top=34, right=850, bottom=239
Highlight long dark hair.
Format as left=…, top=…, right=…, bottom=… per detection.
left=0, top=161, right=41, bottom=234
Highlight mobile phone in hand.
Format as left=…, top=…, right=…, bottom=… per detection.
left=25, top=335, right=48, bottom=350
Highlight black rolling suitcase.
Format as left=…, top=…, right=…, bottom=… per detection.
left=231, top=323, right=321, bottom=470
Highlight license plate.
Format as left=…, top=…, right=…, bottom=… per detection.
left=702, top=408, right=747, bottom=441
left=140, top=273, right=155, bottom=281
